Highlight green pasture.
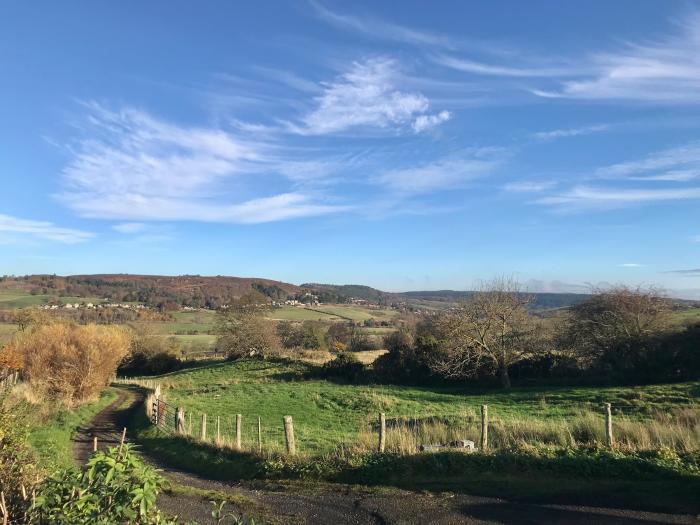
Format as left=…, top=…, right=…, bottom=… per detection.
left=144, top=359, right=700, bottom=455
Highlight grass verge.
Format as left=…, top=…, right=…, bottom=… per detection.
left=28, top=387, right=119, bottom=469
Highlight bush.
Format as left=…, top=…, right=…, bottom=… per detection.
left=15, top=322, right=130, bottom=406
left=120, top=331, right=182, bottom=376
left=0, top=392, right=41, bottom=523
left=373, top=330, right=434, bottom=384
left=30, top=444, right=175, bottom=524
left=216, top=309, right=279, bottom=360
left=321, top=352, right=365, bottom=383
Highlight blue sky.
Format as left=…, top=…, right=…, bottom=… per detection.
left=1, top=1, right=700, bottom=297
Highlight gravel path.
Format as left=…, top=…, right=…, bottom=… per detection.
left=72, top=386, right=700, bottom=524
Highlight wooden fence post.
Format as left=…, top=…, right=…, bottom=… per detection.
left=283, top=416, right=296, bottom=455
left=201, top=414, right=207, bottom=442
left=216, top=416, right=221, bottom=445
left=257, top=416, right=262, bottom=453
left=92, top=436, right=98, bottom=453
left=604, top=403, right=614, bottom=448
left=480, top=405, right=489, bottom=451
left=236, top=414, right=242, bottom=450
left=176, top=407, right=185, bottom=434
left=378, top=412, right=386, bottom=453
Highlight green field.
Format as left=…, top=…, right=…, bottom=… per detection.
left=0, top=289, right=49, bottom=308
left=266, top=306, right=343, bottom=321
left=0, top=288, right=104, bottom=309
left=144, top=359, right=700, bottom=455
left=672, top=307, right=700, bottom=324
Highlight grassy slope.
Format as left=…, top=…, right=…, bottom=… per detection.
left=28, top=387, right=119, bottom=470
left=129, top=363, right=700, bottom=514
left=143, top=360, right=700, bottom=455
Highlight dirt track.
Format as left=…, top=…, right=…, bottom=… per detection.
left=72, top=387, right=700, bottom=524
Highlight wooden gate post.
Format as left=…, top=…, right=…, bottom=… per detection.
left=283, top=416, right=296, bottom=455
left=236, top=414, right=242, bottom=450
left=201, top=414, right=207, bottom=442
left=378, top=413, right=386, bottom=453
left=604, top=403, right=614, bottom=448
left=176, top=407, right=185, bottom=434
left=480, top=405, right=489, bottom=451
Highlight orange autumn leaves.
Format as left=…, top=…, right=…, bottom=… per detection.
left=7, top=322, right=130, bottom=405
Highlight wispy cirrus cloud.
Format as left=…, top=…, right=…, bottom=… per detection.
left=374, top=149, right=503, bottom=195
left=112, top=222, right=147, bottom=234
left=433, top=54, right=578, bottom=78
left=535, top=186, right=700, bottom=210
left=595, top=140, right=700, bottom=179
left=289, top=57, right=450, bottom=135
left=503, top=180, right=556, bottom=192
left=56, top=103, right=347, bottom=224
left=531, top=124, right=610, bottom=142
left=310, top=1, right=456, bottom=49
left=618, top=263, right=645, bottom=268
left=0, top=214, right=93, bottom=244
left=534, top=12, right=700, bottom=103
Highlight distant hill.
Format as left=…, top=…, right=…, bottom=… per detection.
left=399, top=290, right=591, bottom=309
left=0, top=274, right=301, bottom=309
left=0, top=274, right=616, bottom=311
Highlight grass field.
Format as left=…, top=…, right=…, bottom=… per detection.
left=0, top=288, right=105, bottom=309
left=266, top=306, right=343, bottom=321
left=671, top=307, right=700, bottom=324
left=142, top=359, right=700, bottom=456
left=0, top=289, right=48, bottom=308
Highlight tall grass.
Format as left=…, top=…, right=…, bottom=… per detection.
left=355, top=408, right=700, bottom=455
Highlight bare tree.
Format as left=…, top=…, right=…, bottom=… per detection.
left=431, top=277, right=542, bottom=388
left=215, top=292, right=279, bottom=360
left=561, top=285, right=670, bottom=367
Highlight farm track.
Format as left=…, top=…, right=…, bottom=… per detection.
left=73, top=386, right=700, bottom=525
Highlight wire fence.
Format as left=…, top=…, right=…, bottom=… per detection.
left=120, top=378, right=698, bottom=457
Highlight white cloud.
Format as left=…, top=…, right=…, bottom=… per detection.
left=112, top=222, right=146, bottom=234
left=375, top=152, right=501, bottom=195
left=531, top=124, right=609, bottom=142
left=433, top=54, right=577, bottom=78
left=292, top=57, right=449, bottom=135
left=0, top=214, right=93, bottom=244
left=534, top=13, right=700, bottom=102
left=503, top=180, right=556, bottom=192
left=412, top=110, right=451, bottom=133
left=310, top=1, right=455, bottom=49
left=57, top=103, right=346, bottom=223
left=596, top=141, right=700, bottom=179
left=536, top=186, right=700, bottom=209
left=618, top=263, right=645, bottom=268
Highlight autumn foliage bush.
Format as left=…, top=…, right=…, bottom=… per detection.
left=14, top=322, right=130, bottom=406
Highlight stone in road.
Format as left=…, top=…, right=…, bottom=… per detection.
left=73, top=388, right=700, bottom=524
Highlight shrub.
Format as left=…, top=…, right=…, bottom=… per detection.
left=321, top=352, right=365, bottom=382
left=15, top=322, right=130, bottom=406
left=29, top=444, right=176, bottom=524
left=373, top=330, right=434, bottom=384
left=0, top=392, right=41, bottom=523
left=216, top=307, right=279, bottom=360
left=120, top=330, right=182, bottom=376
